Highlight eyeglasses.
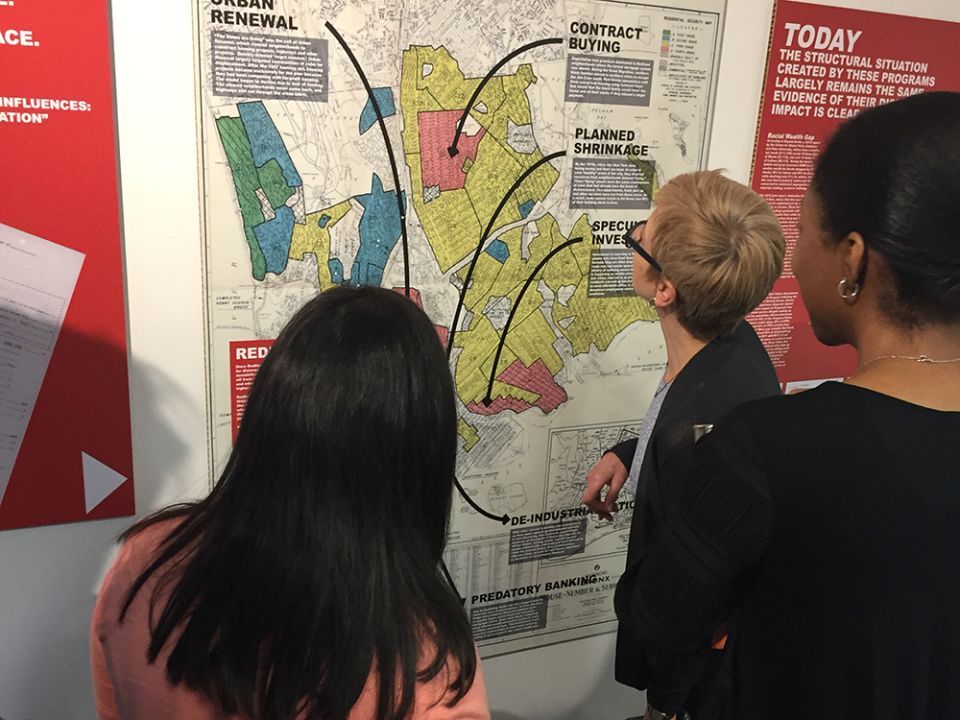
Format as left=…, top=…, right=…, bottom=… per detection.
left=622, top=221, right=662, bottom=274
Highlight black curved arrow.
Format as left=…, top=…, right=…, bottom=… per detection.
left=455, top=476, right=510, bottom=524
left=448, top=37, right=563, bottom=157
left=446, top=150, right=565, bottom=358
left=483, top=237, right=584, bottom=406
left=326, top=22, right=410, bottom=295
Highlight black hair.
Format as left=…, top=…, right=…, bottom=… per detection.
left=119, top=286, right=475, bottom=720
left=812, top=91, right=960, bottom=326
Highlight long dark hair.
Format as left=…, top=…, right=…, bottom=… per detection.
left=812, top=91, right=960, bottom=326
left=119, top=286, right=475, bottom=720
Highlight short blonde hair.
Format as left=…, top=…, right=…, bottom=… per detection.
left=651, top=170, right=785, bottom=340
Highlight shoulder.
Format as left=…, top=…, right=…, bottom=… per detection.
left=350, top=648, right=490, bottom=720
left=710, top=381, right=850, bottom=457
left=666, top=322, right=781, bottom=422
left=417, top=651, right=490, bottom=720
left=94, top=518, right=185, bottom=629
left=687, top=323, right=776, bottom=388
left=721, top=321, right=780, bottom=384
left=730, top=380, right=845, bottom=421
left=114, top=518, right=184, bottom=578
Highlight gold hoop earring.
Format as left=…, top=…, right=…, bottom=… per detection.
left=837, top=278, right=860, bottom=304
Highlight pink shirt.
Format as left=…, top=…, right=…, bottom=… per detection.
left=91, top=521, right=490, bottom=720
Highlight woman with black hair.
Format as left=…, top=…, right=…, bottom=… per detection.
left=91, top=287, right=489, bottom=720
left=616, top=91, right=960, bottom=720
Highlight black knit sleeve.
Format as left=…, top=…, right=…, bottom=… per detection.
left=614, top=418, right=773, bottom=714
left=608, top=437, right=639, bottom=470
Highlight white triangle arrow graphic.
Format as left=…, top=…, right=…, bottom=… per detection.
left=82, top=452, right=128, bottom=514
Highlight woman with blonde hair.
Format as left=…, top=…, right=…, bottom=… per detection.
left=582, top=170, right=785, bottom=719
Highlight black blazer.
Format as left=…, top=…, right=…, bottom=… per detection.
left=610, top=320, right=780, bottom=692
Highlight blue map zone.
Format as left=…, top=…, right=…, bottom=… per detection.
left=519, top=199, right=535, bottom=218
left=253, top=206, right=295, bottom=276
left=350, top=174, right=405, bottom=287
left=238, top=101, right=302, bottom=187
left=318, top=214, right=331, bottom=228
left=359, top=88, right=397, bottom=135
left=485, top=239, right=509, bottom=263
left=328, top=258, right=344, bottom=284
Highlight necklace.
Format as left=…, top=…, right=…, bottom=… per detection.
left=858, top=353, right=960, bottom=371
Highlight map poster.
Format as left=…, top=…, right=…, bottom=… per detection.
left=196, top=0, right=724, bottom=654
left=0, top=0, right=133, bottom=529
left=748, top=0, right=960, bottom=392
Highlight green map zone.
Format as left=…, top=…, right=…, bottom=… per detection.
left=214, top=46, right=656, bottom=452
left=216, top=99, right=406, bottom=290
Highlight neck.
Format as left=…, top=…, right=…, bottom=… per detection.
left=848, top=317, right=960, bottom=411
left=659, top=311, right=709, bottom=383
left=854, top=320, right=960, bottom=370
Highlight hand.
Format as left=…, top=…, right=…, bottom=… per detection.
left=581, top=452, right=628, bottom=521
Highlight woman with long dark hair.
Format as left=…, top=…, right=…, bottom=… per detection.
left=616, top=91, right=960, bottom=719
left=91, top=286, right=489, bottom=720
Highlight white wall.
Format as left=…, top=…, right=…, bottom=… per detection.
left=1, top=0, right=958, bottom=718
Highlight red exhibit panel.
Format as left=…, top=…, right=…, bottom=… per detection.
left=0, top=0, right=133, bottom=529
left=748, top=0, right=960, bottom=389
left=230, top=339, right=274, bottom=440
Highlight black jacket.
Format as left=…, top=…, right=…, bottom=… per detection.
left=611, top=320, right=780, bottom=696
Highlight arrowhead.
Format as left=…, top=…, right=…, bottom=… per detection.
left=447, top=145, right=460, bottom=158
left=501, top=515, right=510, bottom=525
left=82, top=452, right=127, bottom=513
left=482, top=396, right=493, bottom=407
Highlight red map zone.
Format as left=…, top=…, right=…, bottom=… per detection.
left=393, top=287, right=450, bottom=348
left=468, top=359, right=567, bottom=416
left=418, top=110, right=485, bottom=191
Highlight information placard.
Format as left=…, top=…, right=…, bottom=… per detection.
left=749, top=0, right=960, bottom=389
left=0, top=0, right=133, bottom=529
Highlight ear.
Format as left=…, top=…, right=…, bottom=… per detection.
left=654, top=277, right=678, bottom=309
left=839, top=231, right=866, bottom=282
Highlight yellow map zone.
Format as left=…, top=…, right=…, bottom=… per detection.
left=544, top=215, right=656, bottom=354
left=451, top=215, right=656, bottom=417
left=287, top=201, right=352, bottom=291
left=397, top=45, right=653, bottom=445
left=399, top=45, right=559, bottom=272
left=457, top=418, right=481, bottom=452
